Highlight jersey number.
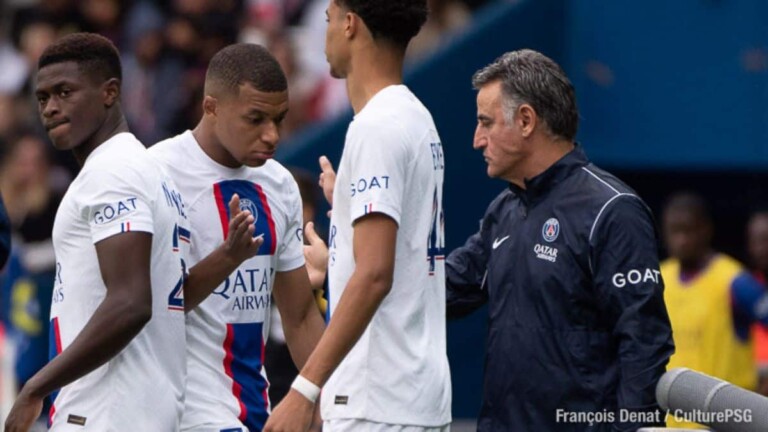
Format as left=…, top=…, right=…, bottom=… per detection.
left=427, top=186, right=445, bottom=275
left=168, top=224, right=190, bottom=311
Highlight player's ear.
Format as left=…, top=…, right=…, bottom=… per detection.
left=103, top=78, right=121, bottom=108
left=345, top=11, right=357, bottom=39
left=202, top=95, right=218, bottom=117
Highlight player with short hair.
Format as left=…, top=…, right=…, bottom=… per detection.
left=150, top=43, right=325, bottom=432
left=6, top=32, right=190, bottom=432
left=265, top=1, right=451, bottom=431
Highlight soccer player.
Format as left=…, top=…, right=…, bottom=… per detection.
left=5, top=32, right=189, bottom=432
left=150, top=43, right=325, bottom=432
left=265, top=1, right=451, bottom=431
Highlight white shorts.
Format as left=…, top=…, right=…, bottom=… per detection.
left=324, top=419, right=450, bottom=432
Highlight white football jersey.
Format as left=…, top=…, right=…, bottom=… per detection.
left=49, top=132, right=188, bottom=431
left=324, top=85, right=451, bottom=426
left=150, top=131, right=305, bottom=432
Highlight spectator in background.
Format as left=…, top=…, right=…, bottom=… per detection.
left=1, top=132, right=64, bottom=244
left=76, top=0, right=125, bottom=47
left=407, top=0, right=471, bottom=63
left=264, top=33, right=314, bottom=138
left=0, top=131, right=63, bottom=423
left=661, top=192, right=768, bottom=428
left=746, top=210, right=768, bottom=396
left=121, top=1, right=187, bottom=145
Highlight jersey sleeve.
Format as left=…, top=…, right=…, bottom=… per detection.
left=589, top=194, right=674, bottom=430
left=345, top=118, right=410, bottom=226
left=78, top=164, right=155, bottom=244
left=276, top=176, right=305, bottom=272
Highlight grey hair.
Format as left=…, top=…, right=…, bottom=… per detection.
left=472, top=49, right=578, bottom=141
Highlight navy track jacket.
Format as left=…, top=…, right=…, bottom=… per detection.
left=447, top=147, right=674, bottom=432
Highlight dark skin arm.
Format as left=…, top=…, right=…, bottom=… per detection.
left=184, top=194, right=262, bottom=311
left=5, top=232, right=155, bottom=432
left=273, top=266, right=326, bottom=369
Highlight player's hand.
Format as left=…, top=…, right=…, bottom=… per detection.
left=303, top=222, right=328, bottom=290
left=4, top=388, right=43, bottom=432
left=309, top=396, right=323, bottom=432
left=263, top=390, right=314, bottom=432
left=318, top=156, right=335, bottom=208
left=223, top=194, right=262, bottom=263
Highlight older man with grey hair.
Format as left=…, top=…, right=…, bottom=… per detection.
left=445, top=49, right=674, bottom=432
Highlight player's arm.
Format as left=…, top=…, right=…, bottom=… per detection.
left=184, top=194, right=261, bottom=311
left=299, top=213, right=395, bottom=381
left=5, top=232, right=155, bottom=432
left=264, top=213, right=396, bottom=432
left=591, top=196, right=674, bottom=432
left=273, top=266, right=326, bottom=368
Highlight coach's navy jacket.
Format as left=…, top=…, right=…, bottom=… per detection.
left=447, top=147, right=674, bottom=432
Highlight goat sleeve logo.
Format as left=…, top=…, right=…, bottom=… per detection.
left=542, top=218, right=560, bottom=242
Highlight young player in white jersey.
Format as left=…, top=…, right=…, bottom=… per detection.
left=265, top=1, right=451, bottom=431
left=150, top=43, right=325, bottom=432
left=4, top=33, right=188, bottom=432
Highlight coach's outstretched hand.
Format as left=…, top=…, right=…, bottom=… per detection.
left=263, top=390, right=314, bottom=432
left=4, top=388, right=43, bottom=432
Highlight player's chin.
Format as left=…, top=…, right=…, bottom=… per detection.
left=49, top=135, right=72, bottom=151
left=242, top=157, right=268, bottom=168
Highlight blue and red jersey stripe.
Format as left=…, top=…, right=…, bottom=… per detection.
left=222, top=323, right=269, bottom=431
left=212, top=180, right=277, bottom=256
left=48, top=317, right=63, bottom=426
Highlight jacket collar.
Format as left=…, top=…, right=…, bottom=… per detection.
left=508, top=144, right=590, bottom=204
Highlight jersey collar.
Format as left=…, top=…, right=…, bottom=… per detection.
left=508, top=144, right=590, bottom=204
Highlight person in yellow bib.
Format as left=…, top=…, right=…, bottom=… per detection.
left=661, top=192, right=768, bottom=429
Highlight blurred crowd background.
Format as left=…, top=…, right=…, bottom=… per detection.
left=1, top=0, right=768, bottom=427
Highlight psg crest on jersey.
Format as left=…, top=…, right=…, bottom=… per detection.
left=542, top=218, right=560, bottom=242
left=240, top=198, right=259, bottom=225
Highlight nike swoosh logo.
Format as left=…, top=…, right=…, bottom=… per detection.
left=492, top=235, right=510, bottom=250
